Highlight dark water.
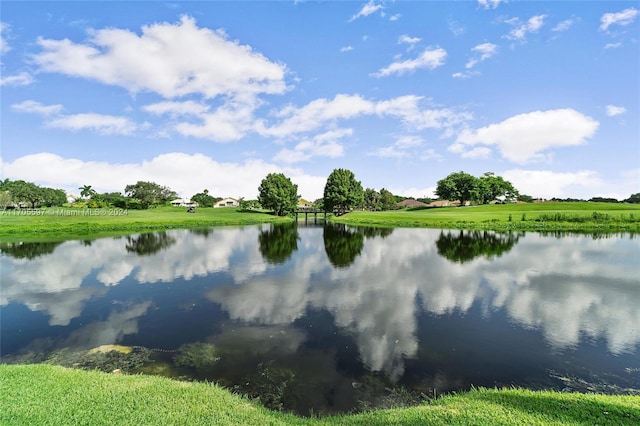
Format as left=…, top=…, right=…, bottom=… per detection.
left=1, top=225, right=639, bottom=415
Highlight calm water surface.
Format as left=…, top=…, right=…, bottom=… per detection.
left=1, top=225, right=639, bottom=415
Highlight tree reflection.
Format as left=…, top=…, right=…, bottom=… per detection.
left=323, top=224, right=364, bottom=268
left=435, top=230, right=520, bottom=263
left=258, top=223, right=299, bottom=264
left=357, top=226, right=394, bottom=239
left=0, top=241, right=63, bottom=259
left=125, top=231, right=177, bottom=256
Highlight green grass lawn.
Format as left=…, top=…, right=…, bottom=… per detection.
left=331, top=202, right=640, bottom=232
left=1, top=364, right=638, bottom=425
left=1, top=202, right=639, bottom=242
left=0, top=206, right=290, bottom=242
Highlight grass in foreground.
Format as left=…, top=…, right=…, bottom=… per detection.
left=1, top=364, right=638, bottom=425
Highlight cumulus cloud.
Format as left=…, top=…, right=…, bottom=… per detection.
left=604, top=42, right=622, bottom=49
left=502, top=169, right=604, bottom=199
left=31, top=16, right=287, bottom=99
left=552, top=18, right=576, bottom=32
left=349, top=0, right=384, bottom=22
left=503, top=15, right=546, bottom=41
left=465, top=42, right=498, bottom=69
left=1, top=72, right=34, bottom=87
left=453, top=108, right=599, bottom=163
left=600, top=7, right=638, bottom=31
left=272, top=129, right=350, bottom=163
left=368, top=135, right=424, bottom=159
left=398, top=34, right=421, bottom=48
left=143, top=100, right=210, bottom=117
left=372, top=47, right=447, bottom=77
left=606, top=105, right=626, bottom=116
left=0, top=21, right=10, bottom=54
left=0, top=152, right=327, bottom=200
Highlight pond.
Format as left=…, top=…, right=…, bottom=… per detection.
left=1, top=224, right=639, bottom=416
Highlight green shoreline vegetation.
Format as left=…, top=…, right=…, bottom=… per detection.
left=1, top=364, right=638, bottom=425
left=1, top=202, right=639, bottom=242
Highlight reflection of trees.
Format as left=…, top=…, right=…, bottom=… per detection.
left=357, top=226, right=394, bottom=239
left=190, top=228, right=213, bottom=238
left=436, top=230, right=520, bottom=263
left=125, top=231, right=177, bottom=256
left=0, top=241, right=63, bottom=259
left=323, top=224, right=364, bottom=268
left=258, top=223, right=299, bottom=264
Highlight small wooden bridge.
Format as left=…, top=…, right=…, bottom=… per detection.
left=294, top=208, right=327, bottom=224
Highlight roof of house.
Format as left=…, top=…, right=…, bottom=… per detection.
left=396, top=199, right=428, bottom=208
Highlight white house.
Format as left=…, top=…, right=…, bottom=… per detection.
left=215, top=197, right=239, bottom=208
left=170, top=198, right=198, bottom=207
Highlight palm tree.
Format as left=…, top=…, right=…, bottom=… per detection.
left=79, top=185, right=96, bottom=199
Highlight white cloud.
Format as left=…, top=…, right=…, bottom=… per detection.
left=504, top=15, right=546, bottom=41
left=272, top=129, right=350, bottom=164
left=368, top=135, right=424, bottom=159
left=0, top=72, right=34, bottom=87
left=454, top=109, right=599, bottom=164
left=349, top=1, right=383, bottom=22
left=0, top=22, right=10, bottom=54
left=600, top=7, right=639, bottom=31
left=0, top=152, right=327, bottom=200
left=340, top=45, right=354, bottom=52
left=11, top=100, right=64, bottom=116
left=143, top=100, right=210, bottom=117
left=31, top=16, right=287, bottom=100
left=46, top=113, right=139, bottom=135
left=502, top=169, right=603, bottom=199
left=398, top=34, right=421, bottom=45
left=372, top=47, right=447, bottom=77
left=465, top=42, right=498, bottom=69
left=604, top=42, right=622, bottom=49
left=606, top=105, right=626, bottom=116
left=552, top=19, right=575, bottom=32
left=389, top=14, right=401, bottom=22
left=478, top=0, right=506, bottom=10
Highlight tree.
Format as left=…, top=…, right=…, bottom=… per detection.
left=323, top=168, right=364, bottom=215
left=624, top=193, right=640, bottom=204
left=257, top=173, right=299, bottom=216
left=379, top=188, right=396, bottom=211
left=435, top=171, right=479, bottom=206
left=476, top=172, right=518, bottom=204
left=6, top=180, right=43, bottom=208
left=40, top=187, right=67, bottom=207
left=363, top=188, right=381, bottom=211
left=191, top=189, right=216, bottom=207
left=79, top=185, right=96, bottom=199
left=124, top=181, right=178, bottom=208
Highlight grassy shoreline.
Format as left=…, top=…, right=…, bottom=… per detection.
left=1, top=202, right=639, bottom=242
left=1, top=364, right=638, bottom=425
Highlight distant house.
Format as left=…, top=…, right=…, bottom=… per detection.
left=171, top=198, right=198, bottom=207
left=215, top=197, right=239, bottom=208
left=396, top=199, right=428, bottom=208
left=428, top=200, right=453, bottom=207
left=297, top=198, right=313, bottom=209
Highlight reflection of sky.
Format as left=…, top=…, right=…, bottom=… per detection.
left=2, top=228, right=639, bottom=379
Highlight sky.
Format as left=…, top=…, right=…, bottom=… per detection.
left=1, top=0, right=638, bottom=201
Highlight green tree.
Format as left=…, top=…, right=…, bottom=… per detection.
left=323, top=168, right=364, bottom=215
left=363, top=188, right=381, bottom=211
left=257, top=173, right=299, bottom=216
left=435, top=171, right=479, bottom=206
left=40, top=187, right=67, bottom=207
left=124, top=181, right=178, bottom=209
left=476, top=172, right=519, bottom=204
left=379, top=188, right=396, bottom=211
left=0, top=191, right=13, bottom=209
left=191, top=189, right=216, bottom=207
left=79, top=185, right=96, bottom=199
left=623, top=193, right=640, bottom=204
left=6, top=180, right=43, bottom=208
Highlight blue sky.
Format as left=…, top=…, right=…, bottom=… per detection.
left=1, top=1, right=638, bottom=201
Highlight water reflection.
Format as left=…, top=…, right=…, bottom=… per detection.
left=0, top=241, right=64, bottom=259
left=1, top=226, right=639, bottom=406
left=125, top=231, right=177, bottom=256
left=435, top=230, right=520, bottom=263
left=259, top=223, right=299, bottom=264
